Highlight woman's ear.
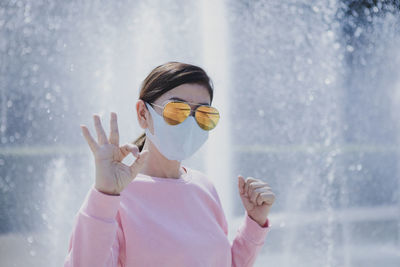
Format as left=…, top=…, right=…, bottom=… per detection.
left=136, top=100, right=149, bottom=129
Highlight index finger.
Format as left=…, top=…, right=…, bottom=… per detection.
left=80, top=124, right=99, bottom=154
left=244, top=177, right=259, bottom=197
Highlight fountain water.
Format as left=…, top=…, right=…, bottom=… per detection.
left=0, top=1, right=399, bottom=266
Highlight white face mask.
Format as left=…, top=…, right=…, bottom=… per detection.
left=144, top=102, right=209, bottom=162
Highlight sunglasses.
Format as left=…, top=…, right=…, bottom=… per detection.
left=146, top=100, right=220, bottom=131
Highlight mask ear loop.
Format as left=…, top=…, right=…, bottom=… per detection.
left=146, top=102, right=164, bottom=119
left=143, top=102, right=154, bottom=135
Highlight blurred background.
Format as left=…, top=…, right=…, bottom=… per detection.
left=1, top=0, right=400, bottom=266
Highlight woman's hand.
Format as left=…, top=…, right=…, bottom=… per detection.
left=80, top=112, right=149, bottom=195
left=238, top=175, right=275, bottom=227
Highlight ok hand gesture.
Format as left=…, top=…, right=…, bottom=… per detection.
left=80, top=112, right=149, bottom=195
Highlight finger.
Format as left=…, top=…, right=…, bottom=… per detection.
left=250, top=187, right=265, bottom=204
left=258, top=192, right=276, bottom=205
left=238, top=175, right=245, bottom=194
left=130, top=144, right=140, bottom=157
left=109, top=112, right=119, bottom=146
left=240, top=190, right=255, bottom=211
left=247, top=182, right=267, bottom=199
left=129, top=149, right=149, bottom=178
left=256, top=193, right=263, bottom=206
left=120, top=143, right=139, bottom=158
left=93, top=114, right=109, bottom=145
left=244, top=177, right=259, bottom=197
left=80, top=125, right=99, bottom=153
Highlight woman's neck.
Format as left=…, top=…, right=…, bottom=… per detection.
left=139, top=139, right=185, bottom=179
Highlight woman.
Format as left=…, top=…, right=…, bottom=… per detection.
left=64, top=62, right=275, bottom=267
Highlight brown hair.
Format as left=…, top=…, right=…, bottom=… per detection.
left=133, top=62, right=214, bottom=151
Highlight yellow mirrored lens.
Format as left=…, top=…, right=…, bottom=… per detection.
left=163, top=102, right=191, bottom=125
left=195, top=106, right=220, bottom=130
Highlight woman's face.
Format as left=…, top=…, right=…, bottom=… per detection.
left=141, top=83, right=211, bottom=135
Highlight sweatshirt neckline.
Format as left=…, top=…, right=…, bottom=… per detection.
left=136, top=166, right=192, bottom=183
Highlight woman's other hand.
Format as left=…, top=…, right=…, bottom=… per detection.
left=238, top=175, right=275, bottom=227
left=80, top=112, right=149, bottom=195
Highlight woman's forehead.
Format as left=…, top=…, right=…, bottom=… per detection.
left=157, top=84, right=211, bottom=105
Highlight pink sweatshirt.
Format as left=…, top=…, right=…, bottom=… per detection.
left=64, top=166, right=270, bottom=267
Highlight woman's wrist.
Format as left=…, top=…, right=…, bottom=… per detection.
left=247, top=213, right=269, bottom=228
left=262, top=218, right=269, bottom=228
left=256, top=217, right=269, bottom=228
left=94, top=185, right=120, bottom=196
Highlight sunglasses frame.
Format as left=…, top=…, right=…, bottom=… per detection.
left=146, top=100, right=220, bottom=131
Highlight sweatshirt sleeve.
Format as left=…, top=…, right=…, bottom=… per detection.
left=208, top=182, right=270, bottom=267
left=63, top=185, right=124, bottom=267
left=230, top=210, right=269, bottom=267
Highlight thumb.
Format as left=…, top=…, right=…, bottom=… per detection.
left=238, top=175, right=245, bottom=195
left=238, top=175, right=255, bottom=211
left=129, top=149, right=149, bottom=178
